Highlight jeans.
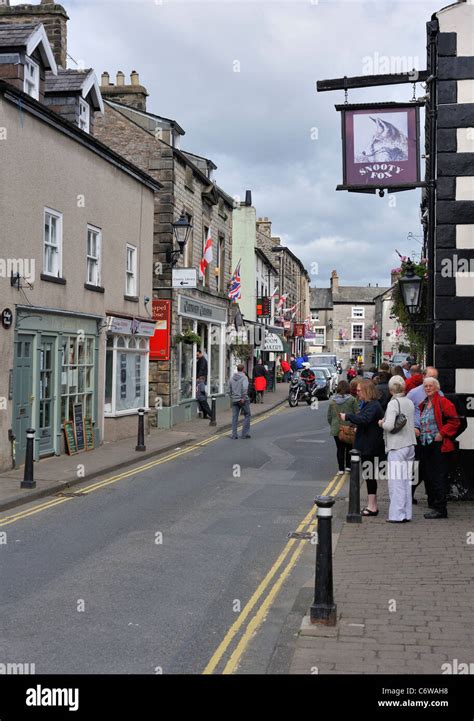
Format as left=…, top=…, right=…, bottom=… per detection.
left=334, top=436, right=351, bottom=471
left=231, top=400, right=251, bottom=437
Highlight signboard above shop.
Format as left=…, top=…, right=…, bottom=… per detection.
left=335, top=102, right=423, bottom=194
left=107, top=315, right=156, bottom=337
left=172, top=268, right=197, bottom=288
left=263, top=332, right=284, bottom=352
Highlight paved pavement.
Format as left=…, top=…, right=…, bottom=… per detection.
left=288, top=489, right=474, bottom=675
left=0, top=384, right=289, bottom=512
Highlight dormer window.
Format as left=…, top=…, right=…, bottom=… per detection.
left=79, top=98, right=90, bottom=133
left=24, top=57, right=39, bottom=100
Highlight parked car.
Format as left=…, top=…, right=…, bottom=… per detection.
left=312, top=369, right=331, bottom=400
left=311, top=366, right=336, bottom=395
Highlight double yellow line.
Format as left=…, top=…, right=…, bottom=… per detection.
left=203, top=470, right=347, bottom=675
left=0, top=405, right=286, bottom=528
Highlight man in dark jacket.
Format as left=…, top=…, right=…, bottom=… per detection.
left=196, top=376, right=212, bottom=419
left=196, top=349, right=208, bottom=380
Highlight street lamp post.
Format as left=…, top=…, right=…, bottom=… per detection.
left=398, top=260, right=423, bottom=316
left=166, top=210, right=193, bottom=266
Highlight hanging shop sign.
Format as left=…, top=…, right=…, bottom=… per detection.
left=336, top=102, right=423, bottom=193
left=1, top=308, right=13, bottom=329
left=107, top=315, right=156, bottom=337
left=150, top=299, right=171, bottom=361
left=293, top=323, right=306, bottom=338
left=172, top=268, right=197, bottom=288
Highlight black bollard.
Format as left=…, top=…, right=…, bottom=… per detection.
left=209, top=396, right=217, bottom=427
left=135, top=408, right=146, bottom=451
left=21, top=428, right=36, bottom=489
left=310, top=495, right=337, bottom=626
left=346, top=448, right=362, bottom=524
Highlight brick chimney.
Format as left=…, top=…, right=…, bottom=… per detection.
left=0, top=1, right=69, bottom=68
left=330, top=269, right=339, bottom=292
left=256, top=217, right=272, bottom=237
left=100, top=70, right=148, bottom=112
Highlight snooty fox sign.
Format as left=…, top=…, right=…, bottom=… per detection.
left=336, top=102, right=422, bottom=192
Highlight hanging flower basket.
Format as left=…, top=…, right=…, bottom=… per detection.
left=174, top=330, right=202, bottom=346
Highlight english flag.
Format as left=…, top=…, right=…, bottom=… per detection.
left=277, top=293, right=287, bottom=309
left=199, top=228, right=213, bottom=278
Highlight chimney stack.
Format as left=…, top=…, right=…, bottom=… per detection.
left=330, top=270, right=339, bottom=292
left=0, top=1, right=69, bottom=67
left=256, top=217, right=272, bottom=237
left=244, top=190, right=252, bottom=206
left=100, top=70, right=149, bottom=112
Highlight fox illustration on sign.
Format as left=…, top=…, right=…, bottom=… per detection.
left=355, top=116, right=409, bottom=163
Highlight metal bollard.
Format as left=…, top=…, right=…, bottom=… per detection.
left=209, top=396, right=217, bottom=427
left=21, top=428, right=36, bottom=489
left=346, top=448, right=362, bottom=524
left=135, top=408, right=146, bottom=451
left=310, top=495, right=337, bottom=626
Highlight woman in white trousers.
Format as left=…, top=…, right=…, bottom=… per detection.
left=378, top=376, right=417, bottom=522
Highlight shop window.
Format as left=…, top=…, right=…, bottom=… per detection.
left=210, top=324, right=223, bottom=395
left=61, top=334, right=95, bottom=424
left=179, top=318, right=196, bottom=401
left=104, top=334, right=149, bottom=415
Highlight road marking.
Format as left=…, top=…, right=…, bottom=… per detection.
left=0, top=404, right=287, bottom=528
left=220, top=472, right=347, bottom=675
left=202, top=471, right=345, bottom=675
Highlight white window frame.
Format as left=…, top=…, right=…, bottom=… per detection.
left=125, top=244, right=137, bottom=297
left=352, top=306, right=365, bottom=318
left=314, top=326, right=326, bottom=346
left=104, top=334, right=149, bottom=417
left=78, top=98, right=90, bottom=133
left=351, top=347, right=364, bottom=362
left=43, top=208, right=63, bottom=277
left=86, top=225, right=101, bottom=286
left=24, top=57, right=39, bottom=100
left=351, top=322, right=364, bottom=341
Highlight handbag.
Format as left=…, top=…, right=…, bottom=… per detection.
left=338, top=424, right=356, bottom=445
left=390, top=398, right=407, bottom=434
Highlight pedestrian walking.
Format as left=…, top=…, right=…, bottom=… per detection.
left=378, top=375, right=417, bottom=523
left=340, top=378, right=385, bottom=516
left=253, top=358, right=267, bottom=403
left=196, top=376, right=212, bottom=420
left=228, top=363, right=251, bottom=439
left=280, top=357, right=291, bottom=383
left=419, top=377, right=460, bottom=519
left=327, top=380, right=359, bottom=474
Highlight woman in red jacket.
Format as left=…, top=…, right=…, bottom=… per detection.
left=419, top=377, right=460, bottom=519
left=253, top=359, right=267, bottom=403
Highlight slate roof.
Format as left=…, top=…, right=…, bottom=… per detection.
left=0, top=23, right=38, bottom=48
left=45, top=69, right=93, bottom=93
left=333, top=286, right=390, bottom=303
left=310, top=287, right=333, bottom=310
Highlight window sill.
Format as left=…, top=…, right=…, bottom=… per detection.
left=84, top=283, right=105, bottom=293
left=124, top=295, right=139, bottom=303
left=104, top=408, right=149, bottom=418
left=41, top=273, right=66, bottom=285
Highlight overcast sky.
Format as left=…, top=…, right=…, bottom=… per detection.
left=14, top=0, right=446, bottom=288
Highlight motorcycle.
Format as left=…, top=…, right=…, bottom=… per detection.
left=288, top=371, right=318, bottom=407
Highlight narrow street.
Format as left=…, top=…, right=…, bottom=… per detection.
left=0, top=401, right=343, bottom=675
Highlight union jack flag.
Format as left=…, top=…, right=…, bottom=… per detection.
left=228, top=260, right=241, bottom=301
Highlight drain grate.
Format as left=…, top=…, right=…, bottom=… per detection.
left=55, top=491, right=88, bottom=498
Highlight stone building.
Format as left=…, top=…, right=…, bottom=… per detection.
left=0, top=14, right=158, bottom=471
left=310, top=271, right=389, bottom=367
left=255, top=217, right=310, bottom=354
left=94, top=73, right=234, bottom=427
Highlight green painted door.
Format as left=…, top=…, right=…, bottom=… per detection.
left=13, top=334, right=34, bottom=461
left=38, top=336, right=56, bottom=457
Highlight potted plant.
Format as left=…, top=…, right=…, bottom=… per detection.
left=174, top=330, right=202, bottom=346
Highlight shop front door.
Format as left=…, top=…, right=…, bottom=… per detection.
left=38, top=335, right=56, bottom=457
left=13, top=334, right=34, bottom=461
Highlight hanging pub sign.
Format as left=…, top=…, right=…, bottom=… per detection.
left=336, top=102, right=423, bottom=194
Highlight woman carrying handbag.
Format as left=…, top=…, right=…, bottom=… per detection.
left=327, top=380, right=359, bottom=475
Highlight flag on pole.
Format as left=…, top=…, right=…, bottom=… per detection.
left=270, top=286, right=279, bottom=299
left=199, top=228, right=213, bottom=278
left=277, top=293, right=287, bottom=309
left=228, top=260, right=242, bottom=302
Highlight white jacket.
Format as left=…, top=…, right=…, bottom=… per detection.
left=381, top=394, right=417, bottom=452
